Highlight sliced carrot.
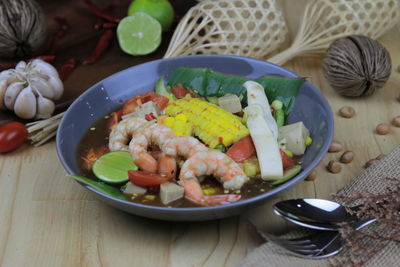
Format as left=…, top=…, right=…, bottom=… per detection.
left=171, top=84, right=198, bottom=99
left=226, top=135, right=256, bottom=162
left=280, top=150, right=296, bottom=169
left=107, top=109, right=122, bottom=130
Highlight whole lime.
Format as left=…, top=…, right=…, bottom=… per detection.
left=127, top=0, right=174, bottom=32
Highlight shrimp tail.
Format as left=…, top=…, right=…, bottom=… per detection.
left=202, top=194, right=241, bottom=206
left=182, top=179, right=241, bottom=206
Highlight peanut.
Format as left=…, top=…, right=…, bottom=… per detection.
left=392, top=115, right=400, bottom=127
left=376, top=123, right=390, bottom=135
left=327, top=160, right=341, bottom=173
left=305, top=170, right=317, bottom=181
left=340, top=151, right=354, bottom=164
left=328, top=140, right=343, bottom=153
left=364, top=159, right=377, bottom=168
left=338, top=106, right=356, bottom=118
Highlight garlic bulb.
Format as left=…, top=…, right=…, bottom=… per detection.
left=0, top=59, right=64, bottom=119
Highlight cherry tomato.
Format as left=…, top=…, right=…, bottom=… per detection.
left=226, top=135, right=256, bottom=162
left=0, top=122, right=28, bottom=153
left=128, top=170, right=171, bottom=187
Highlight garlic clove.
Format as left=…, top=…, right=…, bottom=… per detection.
left=0, top=79, right=8, bottom=110
left=36, top=96, right=55, bottom=119
left=14, top=86, right=37, bottom=119
left=0, top=70, right=25, bottom=84
left=47, top=75, right=64, bottom=100
left=29, top=72, right=50, bottom=81
left=28, top=59, right=59, bottom=79
left=0, top=70, right=15, bottom=80
left=15, top=61, right=27, bottom=72
left=4, top=81, right=25, bottom=110
left=29, top=76, right=54, bottom=99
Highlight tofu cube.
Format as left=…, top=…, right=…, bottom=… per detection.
left=278, top=122, right=310, bottom=155
left=160, top=182, right=184, bottom=205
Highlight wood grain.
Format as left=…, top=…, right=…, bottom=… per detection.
left=1, top=1, right=400, bottom=266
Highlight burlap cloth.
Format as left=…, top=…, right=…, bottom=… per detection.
left=238, top=145, right=400, bottom=267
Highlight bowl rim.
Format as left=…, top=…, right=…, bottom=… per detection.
left=57, top=54, right=334, bottom=213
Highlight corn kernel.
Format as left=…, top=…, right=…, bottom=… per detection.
left=283, top=149, right=294, bottom=157
left=175, top=113, right=188, bottom=122
left=305, top=136, right=313, bottom=146
left=203, top=187, right=218, bottom=195
left=244, top=163, right=259, bottom=177
left=144, top=195, right=156, bottom=201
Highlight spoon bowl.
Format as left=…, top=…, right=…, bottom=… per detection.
left=274, top=198, right=377, bottom=231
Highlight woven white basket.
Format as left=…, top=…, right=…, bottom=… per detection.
left=268, top=0, right=400, bottom=65
left=167, top=0, right=400, bottom=66
left=164, top=0, right=288, bottom=59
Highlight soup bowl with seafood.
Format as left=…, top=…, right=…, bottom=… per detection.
left=56, top=55, right=333, bottom=221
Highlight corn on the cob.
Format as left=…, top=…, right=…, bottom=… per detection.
left=166, top=98, right=249, bottom=148
left=162, top=114, right=193, bottom=136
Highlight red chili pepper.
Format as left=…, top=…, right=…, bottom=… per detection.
left=59, top=58, right=79, bottom=81
left=144, top=113, right=156, bottom=121
left=84, top=0, right=121, bottom=24
left=82, top=29, right=114, bottom=65
left=48, top=17, right=70, bottom=55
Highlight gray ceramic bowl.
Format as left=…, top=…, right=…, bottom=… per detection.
left=56, top=55, right=333, bottom=221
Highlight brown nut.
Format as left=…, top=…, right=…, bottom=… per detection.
left=340, top=151, right=354, bottom=164
left=328, top=140, right=343, bottom=152
left=305, top=170, right=317, bottom=181
left=338, top=106, right=356, bottom=118
left=392, top=115, right=400, bottom=127
left=327, top=160, right=341, bottom=173
left=375, top=154, right=386, bottom=160
left=364, top=159, right=377, bottom=168
left=376, top=123, right=390, bottom=135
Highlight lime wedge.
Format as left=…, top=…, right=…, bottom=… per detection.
left=92, top=151, right=137, bottom=184
left=117, top=12, right=162, bottom=56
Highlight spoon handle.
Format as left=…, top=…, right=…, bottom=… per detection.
left=354, top=217, right=378, bottom=230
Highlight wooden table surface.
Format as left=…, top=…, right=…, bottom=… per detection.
left=1, top=1, right=400, bottom=266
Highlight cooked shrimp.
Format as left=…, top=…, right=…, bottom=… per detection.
left=109, top=117, right=150, bottom=151
left=129, top=123, right=177, bottom=173
left=163, top=136, right=208, bottom=159
left=179, top=150, right=249, bottom=206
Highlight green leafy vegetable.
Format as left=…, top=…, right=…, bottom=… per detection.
left=69, top=175, right=128, bottom=201
left=167, top=67, right=305, bottom=116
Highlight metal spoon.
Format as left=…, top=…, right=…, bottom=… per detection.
left=273, top=198, right=377, bottom=231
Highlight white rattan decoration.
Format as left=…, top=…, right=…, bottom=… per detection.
left=268, top=0, right=400, bottom=65
left=164, top=0, right=288, bottom=59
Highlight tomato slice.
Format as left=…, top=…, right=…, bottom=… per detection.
left=280, top=150, right=296, bottom=169
left=122, top=92, right=169, bottom=115
left=171, top=84, right=198, bottom=99
left=226, top=136, right=256, bottom=162
left=0, top=122, right=27, bottom=153
left=128, top=170, right=172, bottom=187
